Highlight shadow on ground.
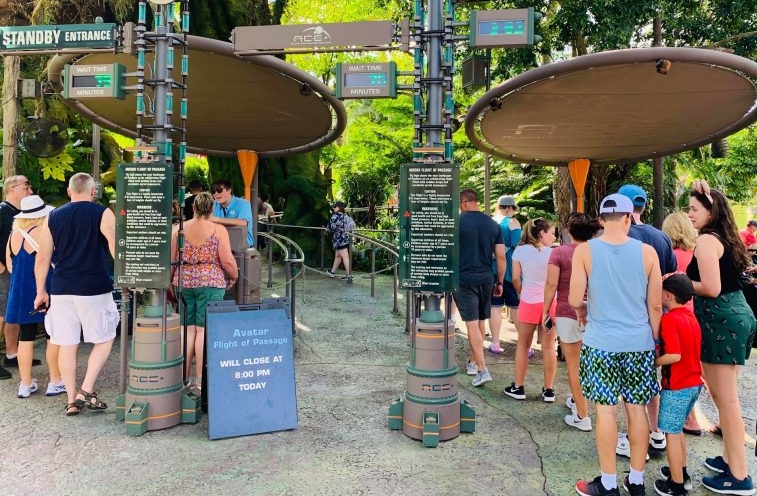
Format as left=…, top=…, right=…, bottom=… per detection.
left=0, top=270, right=755, bottom=495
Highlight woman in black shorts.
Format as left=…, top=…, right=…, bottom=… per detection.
left=687, top=179, right=756, bottom=494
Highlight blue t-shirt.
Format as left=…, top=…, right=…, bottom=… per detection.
left=629, top=223, right=677, bottom=274
left=584, top=237, right=654, bottom=353
left=213, top=196, right=254, bottom=247
left=459, top=211, right=504, bottom=288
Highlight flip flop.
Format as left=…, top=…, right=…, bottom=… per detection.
left=487, top=344, right=502, bottom=355
left=682, top=427, right=702, bottom=436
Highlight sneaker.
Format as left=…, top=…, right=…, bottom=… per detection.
left=705, top=456, right=730, bottom=474
left=326, top=270, right=335, bottom=278
left=623, top=475, right=645, bottom=496
left=471, top=369, right=492, bottom=387
left=566, top=394, right=577, bottom=412
left=575, top=476, right=620, bottom=496
left=345, top=276, right=353, bottom=284
left=654, top=478, right=688, bottom=496
left=702, top=472, right=755, bottom=495
left=4, top=356, right=41, bottom=367
left=465, top=360, right=478, bottom=376
left=565, top=413, right=593, bottom=432
left=660, top=466, right=692, bottom=491
left=45, top=381, right=66, bottom=396
left=616, top=433, right=650, bottom=460
left=542, top=387, right=556, bottom=402
left=17, top=379, right=38, bottom=398
left=616, top=433, right=631, bottom=457
left=650, top=430, right=667, bottom=450
left=528, top=348, right=535, bottom=359
left=504, top=383, right=526, bottom=400
left=487, top=343, right=502, bottom=354
left=0, top=366, right=11, bottom=380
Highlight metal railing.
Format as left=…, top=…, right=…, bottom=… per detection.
left=260, top=222, right=400, bottom=314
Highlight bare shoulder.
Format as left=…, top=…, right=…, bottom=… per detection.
left=509, top=218, right=521, bottom=229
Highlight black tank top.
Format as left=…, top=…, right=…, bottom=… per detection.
left=686, top=231, right=742, bottom=294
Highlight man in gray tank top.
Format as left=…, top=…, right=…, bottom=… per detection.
left=570, top=194, right=662, bottom=496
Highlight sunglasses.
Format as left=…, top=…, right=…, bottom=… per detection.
left=212, top=187, right=225, bottom=194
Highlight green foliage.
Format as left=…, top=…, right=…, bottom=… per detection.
left=38, top=150, right=75, bottom=181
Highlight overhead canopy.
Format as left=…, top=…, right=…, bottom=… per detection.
left=465, top=47, right=757, bottom=166
left=48, top=36, right=346, bottom=158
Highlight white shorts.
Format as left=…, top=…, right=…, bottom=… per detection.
left=555, top=317, right=584, bottom=344
left=45, top=293, right=119, bottom=346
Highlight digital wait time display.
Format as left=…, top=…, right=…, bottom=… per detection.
left=470, top=8, right=539, bottom=48
left=63, top=63, right=125, bottom=99
left=478, top=19, right=525, bottom=36
left=344, top=72, right=388, bottom=87
left=335, top=62, right=397, bottom=99
left=71, top=74, right=112, bottom=88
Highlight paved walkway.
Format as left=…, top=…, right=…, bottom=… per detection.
left=0, top=271, right=756, bottom=495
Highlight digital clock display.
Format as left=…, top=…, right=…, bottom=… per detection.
left=478, top=19, right=525, bottom=36
left=344, top=72, right=388, bottom=87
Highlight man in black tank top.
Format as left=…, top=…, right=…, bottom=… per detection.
left=33, top=173, right=118, bottom=416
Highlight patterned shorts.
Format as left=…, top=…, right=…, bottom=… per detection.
left=579, top=345, right=659, bottom=406
left=695, top=291, right=756, bottom=365
left=658, top=385, right=702, bottom=434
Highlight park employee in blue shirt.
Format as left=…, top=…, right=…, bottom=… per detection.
left=210, top=179, right=254, bottom=247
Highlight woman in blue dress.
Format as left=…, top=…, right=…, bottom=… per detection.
left=6, top=195, right=58, bottom=399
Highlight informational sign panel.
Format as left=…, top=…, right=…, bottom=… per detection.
left=233, top=21, right=394, bottom=54
left=114, top=163, right=173, bottom=288
left=469, top=8, right=538, bottom=48
left=206, top=301, right=297, bottom=440
left=63, top=63, right=125, bottom=99
left=399, top=163, right=459, bottom=292
left=0, top=23, right=117, bottom=55
left=335, top=62, right=397, bottom=99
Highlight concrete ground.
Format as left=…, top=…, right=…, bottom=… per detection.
left=1, top=270, right=756, bottom=495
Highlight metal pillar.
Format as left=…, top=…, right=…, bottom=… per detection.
left=389, top=0, right=472, bottom=447
left=117, top=0, right=200, bottom=435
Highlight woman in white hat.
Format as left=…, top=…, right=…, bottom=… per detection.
left=5, top=195, right=59, bottom=399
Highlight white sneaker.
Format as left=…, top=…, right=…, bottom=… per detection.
left=45, top=381, right=66, bottom=396
left=17, top=379, right=38, bottom=398
left=616, top=433, right=631, bottom=457
left=471, top=369, right=492, bottom=387
left=564, top=413, right=592, bottom=432
left=465, top=361, right=478, bottom=376
left=565, top=394, right=578, bottom=415
left=649, top=430, right=667, bottom=450
left=616, top=433, right=650, bottom=460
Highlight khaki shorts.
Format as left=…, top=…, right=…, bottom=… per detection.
left=45, top=293, right=119, bottom=346
left=555, top=317, right=584, bottom=344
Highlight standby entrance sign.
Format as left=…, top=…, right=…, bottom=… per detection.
left=0, top=23, right=117, bottom=55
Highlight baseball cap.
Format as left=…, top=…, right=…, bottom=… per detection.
left=331, top=201, right=346, bottom=209
left=497, top=195, right=517, bottom=208
left=618, top=184, right=647, bottom=207
left=662, top=273, right=694, bottom=303
left=599, top=193, right=634, bottom=214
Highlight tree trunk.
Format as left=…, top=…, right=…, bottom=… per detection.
left=555, top=166, right=572, bottom=229
left=2, top=56, right=20, bottom=180
left=589, top=164, right=609, bottom=216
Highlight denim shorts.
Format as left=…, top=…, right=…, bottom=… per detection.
left=659, top=385, right=702, bottom=434
left=453, top=282, right=494, bottom=322
left=579, top=345, right=659, bottom=406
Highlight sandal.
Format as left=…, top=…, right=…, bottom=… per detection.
left=65, top=402, right=81, bottom=416
left=77, top=389, right=108, bottom=410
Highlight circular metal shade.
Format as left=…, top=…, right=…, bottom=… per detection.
left=48, top=36, right=346, bottom=158
left=465, top=47, right=757, bottom=166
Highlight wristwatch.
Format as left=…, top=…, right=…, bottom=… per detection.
left=494, top=281, right=503, bottom=286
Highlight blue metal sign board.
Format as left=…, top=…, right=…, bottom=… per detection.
left=0, top=23, right=117, bottom=55
left=206, top=302, right=297, bottom=440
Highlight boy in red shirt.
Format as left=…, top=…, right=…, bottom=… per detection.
left=654, top=273, right=703, bottom=496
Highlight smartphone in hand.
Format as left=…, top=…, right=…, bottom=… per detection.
left=543, top=315, right=553, bottom=330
